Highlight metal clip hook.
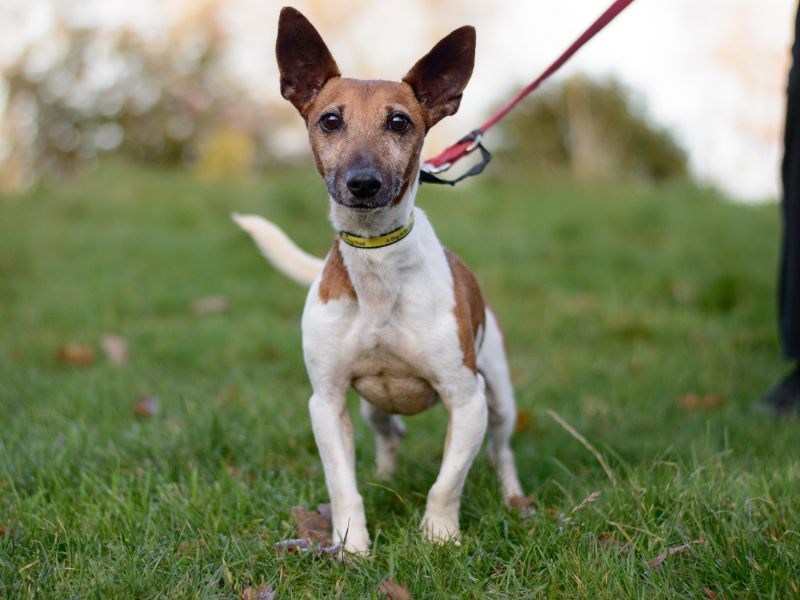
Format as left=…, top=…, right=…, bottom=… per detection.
left=463, top=130, right=484, bottom=153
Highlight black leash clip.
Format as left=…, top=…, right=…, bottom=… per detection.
left=419, top=129, right=492, bottom=186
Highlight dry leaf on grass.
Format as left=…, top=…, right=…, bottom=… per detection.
left=101, top=334, right=128, bottom=366
left=0, top=524, right=14, bottom=538
left=291, top=505, right=333, bottom=542
left=56, top=343, right=95, bottom=366
left=177, top=538, right=205, bottom=557
left=515, top=409, right=534, bottom=433
left=316, top=503, right=332, bottom=521
left=378, top=577, right=414, bottom=600
left=133, top=396, right=159, bottom=418
left=647, top=536, right=706, bottom=571
left=597, top=532, right=632, bottom=553
left=676, top=393, right=726, bottom=412
left=702, top=588, right=717, bottom=599
left=274, top=503, right=340, bottom=558
left=241, top=583, right=275, bottom=600
left=509, top=495, right=536, bottom=511
left=217, top=383, right=239, bottom=403
left=273, top=537, right=341, bottom=558
left=192, top=295, right=229, bottom=315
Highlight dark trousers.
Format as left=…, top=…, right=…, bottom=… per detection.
left=781, top=6, right=800, bottom=360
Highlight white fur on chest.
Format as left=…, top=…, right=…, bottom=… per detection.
left=301, top=208, right=465, bottom=413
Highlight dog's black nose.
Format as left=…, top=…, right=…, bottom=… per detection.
left=346, top=168, right=382, bottom=200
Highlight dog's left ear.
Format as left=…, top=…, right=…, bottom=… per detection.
left=403, top=26, right=476, bottom=128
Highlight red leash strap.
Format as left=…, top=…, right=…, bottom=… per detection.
left=421, top=0, right=637, bottom=182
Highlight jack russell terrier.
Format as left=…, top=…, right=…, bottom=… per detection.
left=233, top=6, right=524, bottom=555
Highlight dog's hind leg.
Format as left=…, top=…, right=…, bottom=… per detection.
left=360, top=398, right=406, bottom=479
left=478, top=309, right=525, bottom=505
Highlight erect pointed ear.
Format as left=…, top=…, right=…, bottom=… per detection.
left=402, top=26, right=476, bottom=128
left=276, top=7, right=341, bottom=118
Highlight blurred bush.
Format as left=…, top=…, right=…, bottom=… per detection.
left=0, top=8, right=270, bottom=191
left=495, top=76, right=688, bottom=181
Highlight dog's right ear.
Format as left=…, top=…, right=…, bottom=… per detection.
left=276, top=7, right=340, bottom=119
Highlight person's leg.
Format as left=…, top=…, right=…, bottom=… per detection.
left=764, top=6, right=800, bottom=415
left=780, top=7, right=800, bottom=362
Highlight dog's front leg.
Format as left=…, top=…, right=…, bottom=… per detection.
left=308, top=392, right=369, bottom=554
left=422, top=374, right=488, bottom=543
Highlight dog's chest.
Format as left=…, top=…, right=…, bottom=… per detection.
left=343, top=250, right=448, bottom=415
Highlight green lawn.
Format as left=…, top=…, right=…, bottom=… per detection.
left=1, top=161, right=798, bottom=598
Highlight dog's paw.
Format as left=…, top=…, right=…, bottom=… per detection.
left=335, top=527, right=371, bottom=557
left=421, top=511, right=461, bottom=545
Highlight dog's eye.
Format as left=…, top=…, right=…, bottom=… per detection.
left=388, top=114, right=411, bottom=133
left=319, top=113, right=342, bottom=132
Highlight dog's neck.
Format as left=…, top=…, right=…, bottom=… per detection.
left=328, top=177, right=418, bottom=240
left=330, top=176, right=424, bottom=315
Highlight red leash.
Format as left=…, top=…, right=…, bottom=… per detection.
left=420, top=0, right=637, bottom=185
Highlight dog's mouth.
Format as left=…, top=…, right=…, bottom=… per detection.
left=326, top=174, right=402, bottom=211
left=333, top=197, right=385, bottom=210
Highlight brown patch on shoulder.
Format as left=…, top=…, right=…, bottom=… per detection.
left=319, top=240, right=356, bottom=303
left=445, top=249, right=485, bottom=372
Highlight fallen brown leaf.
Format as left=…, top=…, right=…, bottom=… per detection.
left=192, top=295, right=228, bottom=315
left=273, top=503, right=339, bottom=558
left=378, top=577, right=414, bottom=600
left=676, top=393, right=726, bottom=412
left=133, top=396, right=159, bottom=418
left=241, top=583, right=275, bottom=600
left=316, top=503, right=332, bottom=521
left=515, top=409, right=534, bottom=433
left=597, top=532, right=632, bottom=553
left=273, top=537, right=340, bottom=558
left=702, top=588, right=717, bottom=599
left=764, top=527, right=781, bottom=541
left=0, top=524, right=14, bottom=538
left=291, top=504, right=333, bottom=543
left=177, top=538, right=205, bottom=557
left=509, top=495, right=536, bottom=511
left=101, top=334, right=128, bottom=366
left=647, top=536, right=706, bottom=571
left=274, top=538, right=311, bottom=554
left=217, top=383, right=239, bottom=403
left=56, top=343, right=95, bottom=366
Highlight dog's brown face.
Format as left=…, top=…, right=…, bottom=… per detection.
left=276, top=7, right=475, bottom=209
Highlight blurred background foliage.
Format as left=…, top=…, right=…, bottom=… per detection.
left=0, top=4, right=688, bottom=192
left=495, top=77, right=688, bottom=182
left=0, top=4, right=271, bottom=191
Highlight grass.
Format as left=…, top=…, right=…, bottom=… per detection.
left=1, top=160, right=798, bottom=598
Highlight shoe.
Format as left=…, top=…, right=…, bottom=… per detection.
left=760, top=364, right=800, bottom=417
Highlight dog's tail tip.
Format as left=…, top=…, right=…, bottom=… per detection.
left=232, top=211, right=324, bottom=287
left=231, top=212, right=264, bottom=230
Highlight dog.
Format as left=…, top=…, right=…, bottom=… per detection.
left=233, top=7, right=524, bottom=555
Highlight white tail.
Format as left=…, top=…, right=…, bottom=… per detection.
left=232, top=213, right=324, bottom=286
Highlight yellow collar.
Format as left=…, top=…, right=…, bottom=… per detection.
left=339, top=212, right=415, bottom=249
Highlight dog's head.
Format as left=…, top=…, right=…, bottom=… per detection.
left=276, top=7, right=475, bottom=210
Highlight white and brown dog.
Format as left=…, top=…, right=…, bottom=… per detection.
left=234, top=7, right=524, bottom=555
